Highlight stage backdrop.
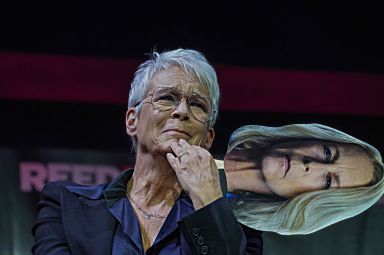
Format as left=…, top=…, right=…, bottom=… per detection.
left=1, top=52, right=384, bottom=255
left=0, top=147, right=135, bottom=254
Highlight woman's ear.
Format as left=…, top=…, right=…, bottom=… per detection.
left=126, top=107, right=138, bottom=136
left=204, top=127, right=215, bottom=150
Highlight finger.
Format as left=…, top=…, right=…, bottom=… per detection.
left=181, top=140, right=202, bottom=156
left=178, top=139, right=192, bottom=148
left=189, top=144, right=207, bottom=158
left=166, top=153, right=181, bottom=170
left=195, top=146, right=209, bottom=156
left=170, top=141, right=184, bottom=156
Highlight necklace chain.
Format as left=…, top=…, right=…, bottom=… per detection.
left=126, top=192, right=167, bottom=220
left=126, top=178, right=167, bottom=220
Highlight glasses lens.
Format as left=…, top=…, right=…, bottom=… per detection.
left=187, top=94, right=211, bottom=122
left=152, top=87, right=179, bottom=111
left=151, top=87, right=212, bottom=123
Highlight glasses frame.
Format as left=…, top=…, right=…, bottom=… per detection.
left=133, top=87, right=215, bottom=126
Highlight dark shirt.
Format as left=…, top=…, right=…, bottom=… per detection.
left=108, top=177, right=195, bottom=254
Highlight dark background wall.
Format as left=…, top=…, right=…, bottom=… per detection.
left=1, top=1, right=384, bottom=151
left=1, top=2, right=383, bottom=74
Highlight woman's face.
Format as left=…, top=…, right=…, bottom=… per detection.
left=261, top=141, right=374, bottom=197
left=130, top=66, right=215, bottom=155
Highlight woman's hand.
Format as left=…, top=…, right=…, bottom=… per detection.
left=166, top=139, right=223, bottom=210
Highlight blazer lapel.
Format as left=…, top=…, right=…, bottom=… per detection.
left=60, top=186, right=117, bottom=255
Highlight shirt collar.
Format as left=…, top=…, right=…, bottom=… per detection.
left=103, top=169, right=134, bottom=208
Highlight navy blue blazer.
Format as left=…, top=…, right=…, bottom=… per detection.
left=32, top=170, right=263, bottom=255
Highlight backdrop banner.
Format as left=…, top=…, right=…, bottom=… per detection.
left=0, top=147, right=134, bottom=255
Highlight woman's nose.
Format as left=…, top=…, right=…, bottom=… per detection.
left=304, top=161, right=328, bottom=174
left=171, top=99, right=190, bottom=121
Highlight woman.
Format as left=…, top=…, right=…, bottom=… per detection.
left=32, top=49, right=262, bottom=255
left=222, top=123, right=384, bottom=235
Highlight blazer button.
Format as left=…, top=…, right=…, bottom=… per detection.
left=197, top=236, right=205, bottom=246
left=192, top=227, right=200, bottom=237
left=201, top=245, right=209, bottom=254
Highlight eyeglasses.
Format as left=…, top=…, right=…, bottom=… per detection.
left=134, top=87, right=214, bottom=124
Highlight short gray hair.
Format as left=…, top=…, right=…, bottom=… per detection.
left=128, top=48, right=220, bottom=126
left=227, top=123, right=384, bottom=235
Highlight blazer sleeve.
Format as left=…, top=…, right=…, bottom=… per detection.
left=178, top=197, right=263, bottom=255
left=32, top=182, right=72, bottom=255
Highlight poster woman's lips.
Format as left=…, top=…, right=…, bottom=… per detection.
left=284, top=155, right=291, bottom=176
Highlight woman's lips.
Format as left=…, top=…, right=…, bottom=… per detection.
left=163, top=129, right=191, bottom=137
left=283, top=155, right=291, bottom=176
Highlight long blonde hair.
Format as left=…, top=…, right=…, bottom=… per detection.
left=227, top=123, right=384, bottom=235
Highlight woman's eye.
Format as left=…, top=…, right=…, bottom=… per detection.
left=323, top=146, right=332, bottom=162
left=325, top=173, right=332, bottom=189
left=302, top=157, right=311, bottom=165
left=189, top=102, right=207, bottom=112
left=157, top=95, right=176, bottom=102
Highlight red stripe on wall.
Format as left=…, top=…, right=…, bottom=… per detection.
left=217, top=67, right=384, bottom=115
left=1, top=52, right=384, bottom=116
left=0, top=52, right=137, bottom=105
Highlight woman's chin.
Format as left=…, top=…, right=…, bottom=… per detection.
left=152, top=139, right=178, bottom=155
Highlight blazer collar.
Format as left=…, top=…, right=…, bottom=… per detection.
left=64, top=169, right=133, bottom=204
